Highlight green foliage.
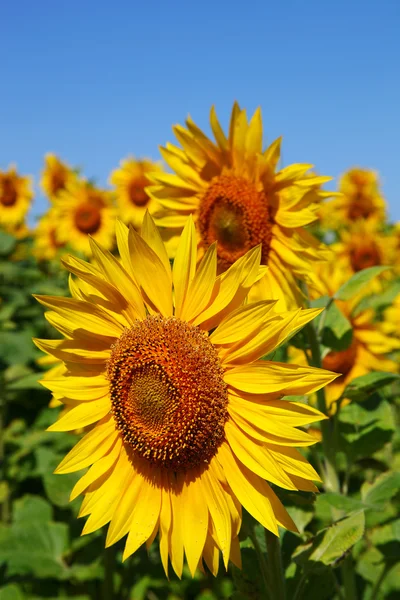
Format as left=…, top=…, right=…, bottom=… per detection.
left=341, top=372, right=400, bottom=402
left=334, top=266, right=391, bottom=300
left=322, top=301, right=353, bottom=350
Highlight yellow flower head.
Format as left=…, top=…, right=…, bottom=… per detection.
left=311, top=263, right=398, bottom=412
left=53, top=179, right=116, bottom=256
left=148, top=103, right=332, bottom=310
left=321, top=167, right=386, bottom=227
left=41, top=154, right=77, bottom=201
left=34, top=214, right=337, bottom=578
left=332, top=219, right=398, bottom=275
left=109, top=157, right=163, bottom=229
left=0, top=166, right=33, bottom=228
left=34, top=209, right=66, bottom=261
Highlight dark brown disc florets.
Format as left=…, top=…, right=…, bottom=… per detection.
left=107, top=315, right=228, bottom=471
left=198, top=175, right=273, bottom=271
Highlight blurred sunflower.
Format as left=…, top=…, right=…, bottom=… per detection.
left=41, top=154, right=77, bottom=200
left=109, top=158, right=163, bottom=229
left=53, top=180, right=116, bottom=255
left=34, top=210, right=66, bottom=261
left=332, top=219, right=398, bottom=274
left=321, top=168, right=386, bottom=227
left=34, top=215, right=336, bottom=577
left=0, top=166, right=33, bottom=228
left=148, top=103, right=331, bottom=310
left=291, top=263, right=399, bottom=413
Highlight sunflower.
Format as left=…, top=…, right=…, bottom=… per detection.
left=109, top=157, right=163, bottom=229
left=0, top=166, right=33, bottom=228
left=148, top=103, right=331, bottom=310
left=37, top=354, right=67, bottom=408
left=41, top=154, right=77, bottom=201
left=332, top=219, right=398, bottom=275
left=34, top=214, right=337, bottom=577
left=53, top=179, right=116, bottom=255
left=34, top=210, right=66, bottom=261
left=291, top=262, right=399, bottom=413
left=320, top=167, right=386, bottom=228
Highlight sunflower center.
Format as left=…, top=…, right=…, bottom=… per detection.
left=108, top=315, right=228, bottom=471
left=74, top=203, right=102, bottom=234
left=128, top=177, right=149, bottom=207
left=350, top=243, right=381, bottom=271
left=1, top=178, right=18, bottom=207
left=348, top=194, right=373, bottom=220
left=50, top=169, right=67, bottom=195
left=322, top=341, right=357, bottom=377
left=198, top=175, right=273, bottom=271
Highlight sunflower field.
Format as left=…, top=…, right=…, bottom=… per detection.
left=1, top=104, right=399, bottom=600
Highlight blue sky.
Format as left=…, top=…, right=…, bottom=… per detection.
left=1, top=0, right=399, bottom=222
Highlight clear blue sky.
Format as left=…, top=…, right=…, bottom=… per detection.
left=1, top=0, right=399, bottom=222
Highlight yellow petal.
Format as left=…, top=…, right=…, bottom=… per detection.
left=140, top=211, right=172, bottom=280
left=182, top=470, right=208, bottom=577
left=228, top=404, right=318, bottom=447
left=210, top=300, right=277, bottom=345
left=41, top=374, right=109, bottom=401
left=34, top=338, right=110, bottom=364
left=89, top=237, right=146, bottom=321
left=121, top=467, right=161, bottom=560
left=128, top=226, right=173, bottom=316
left=224, top=360, right=337, bottom=395
left=48, top=397, right=110, bottom=431
left=180, top=243, right=217, bottom=322
left=194, top=245, right=261, bottom=330
left=199, top=467, right=232, bottom=569
left=55, top=417, right=118, bottom=473
left=225, top=421, right=297, bottom=490
left=172, top=216, right=197, bottom=317
left=217, top=442, right=278, bottom=534
left=35, top=295, right=123, bottom=338
left=70, top=438, right=121, bottom=501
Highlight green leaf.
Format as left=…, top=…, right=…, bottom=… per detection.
left=231, top=548, right=265, bottom=599
left=321, top=302, right=353, bottom=351
left=334, top=266, right=390, bottom=301
left=294, top=511, right=365, bottom=569
left=286, top=505, right=314, bottom=534
left=43, top=471, right=81, bottom=508
left=370, top=519, right=400, bottom=560
left=0, top=231, right=16, bottom=256
left=316, top=493, right=365, bottom=513
left=0, top=522, right=69, bottom=579
left=339, top=395, right=395, bottom=460
left=0, top=331, right=36, bottom=366
left=361, top=471, right=400, bottom=509
left=0, top=585, right=26, bottom=600
left=341, top=372, right=400, bottom=402
left=13, top=495, right=53, bottom=524
left=6, top=372, right=42, bottom=391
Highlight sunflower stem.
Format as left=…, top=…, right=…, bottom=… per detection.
left=265, top=529, right=286, bottom=600
left=249, top=529, right=273, bottom=600
left=102, top=540, right=115, bottom=600
left=0, top=375, right=10, bottom=525
left=341, top=554, right=358, bottom=600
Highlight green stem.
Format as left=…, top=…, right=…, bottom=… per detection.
left=265, top=529, right=286, bottom=600
left=370, top=563, right=390, bottom=600
left=102, top=542, right=115, bottom=600
left=0, top=376, right=10, bottom=525
left=341, top=554, right=358, bottom=600
left=249, top=530, right=273, bottom=600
